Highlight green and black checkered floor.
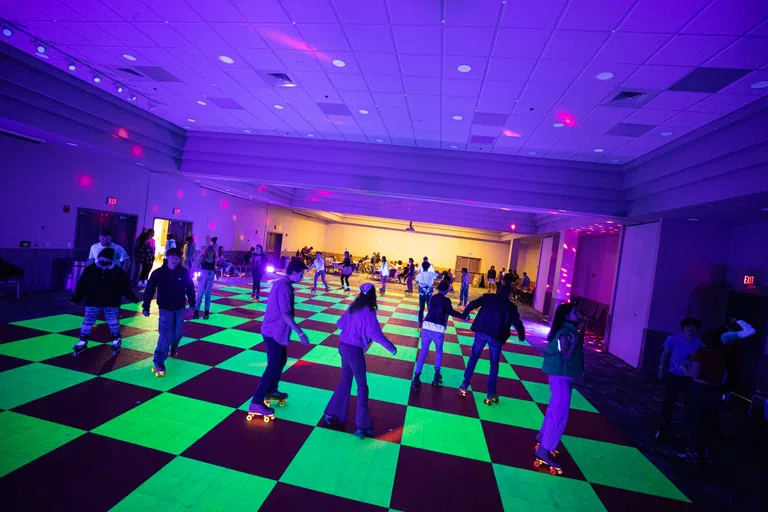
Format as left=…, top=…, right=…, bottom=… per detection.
left=0, top=279, right=691, bottom=511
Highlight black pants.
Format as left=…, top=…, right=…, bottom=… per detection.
left=340, top=274, right=350, bottom=288
left=686, top=382, right=721, bottom=451
left=252, top=271, right=263, bottom=296
left=139, top=262, right=151, bottom=281
left=252, top=336, right=288, bottom=403
left=418, top=292, right=431, bottom=326
left=661, top=373, right=692, bottom=431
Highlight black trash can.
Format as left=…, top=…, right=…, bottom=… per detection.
left=57, top=259, right=86, bottom=292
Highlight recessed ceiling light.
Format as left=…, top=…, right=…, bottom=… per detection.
left=183, top=125, right=191, bottom=129
left=610, top=159, right=621, bottom=163
left=93, top=76, right=101, bottom=83
left=762, top=207, right=768, bottom=211
left=197, top=100, right=207, bottom=106
left=375, top=139, right=384, bottom=142
left=36, top=52, right=49, bottom=59
left=243, top=129, right=251, bottom=133
left=67, top=64, right=76, bottom=71
left=596, top=72, right=614, bottom=80
left=594, top=148, right=605, bottom=153
left=273, top=104, right=284, bottom=110
left=751, top=81, right=768, bottom=89
left=688, top=218, right=700, bottom=221
left=2, top=28, right=12, bottom=37
left=332, top=59, right=346, bottom=67
left=130, top=94, right=137, bottom=101
left=117, top=86, right=124, bottom=93
left=36, top=45, right=46, bottom=54
left=218, top=55, right=234, bottom=64
left=187, top=118, right=196, bottom=122
left=528, top=151, right=537, bottom=155
left=452, top=115, right=463, bottom=121
left=358, top=109, right=369, bottom=114
left=122, top=54, right=136, bottom=61
left=307, top=134, right=315, bottom=137
left=457, top=64, right=472, bottom=73
left=553, top=122, right=564, bottom=128
left=449, top=145, right=458, bottom=149
left=66, top=142, right=78, bottom=147
left=660, top=131, right=674, bottom=137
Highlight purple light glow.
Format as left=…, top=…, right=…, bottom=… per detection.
left=266, top=265, right=275, bottom=273
left=77, top=175, right=93, bottom=187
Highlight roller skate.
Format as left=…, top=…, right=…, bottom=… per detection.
left=411, top=373, right=422, bottom=391
left=111, top=338, right=122, bottom=356
left=72, top=339, right=88, bottom=356
left=534, top=443, right=559, bottom=458
left=345, top=287, right=351, bottom=293
left=169, top=344, right=179, bottom=358
left=458, top=383, right=469, bottom=397
left=264, top=391, right=289, bottom=407
left=151, top=367, right=166, bottom=377
left=325, top=287, right=330, bottom=293
left=193, top=310, right=200, bottom=319
left=432, top=370, right=443, bottom=387
left=354, top=426, right=374, bottom=439
left=246, top=402, right=276, bottom=423
left=484, top=395, right=500, bottom=406
left=203, top=310, right=210, bottom=320
left=310, top=288, right=317, bottom=293
left=534, top=446, right=563, bottom=475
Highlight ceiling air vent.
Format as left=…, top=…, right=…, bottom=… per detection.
left=0, top=129, right=46, bottom=144
left=117, top=67, right=145, bottom=77
left=603, top=88, right=659, bottom=108
left=262, top=72, right=297, bottom=87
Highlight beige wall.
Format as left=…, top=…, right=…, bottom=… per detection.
left=323, top=223, right=511, bottom=271
left=517, top=239, right=541, bottom=282
left=266, top=207, right=327, bottom=254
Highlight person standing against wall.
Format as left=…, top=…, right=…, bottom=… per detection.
left=459, top=268, right=470, bottom=307
left=487, top=265, right=497, bottom=293
left=406, top=258, right=416, bottom=295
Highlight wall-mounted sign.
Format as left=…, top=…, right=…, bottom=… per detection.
left=106, top=197, right=117, bottom=205
left=744, top=275, right=756, bottom=286
left=173, top=208, right=181, bottom=215
left=63, top=205, right=71, bottom=213
left=19, top=241, right=31, bottom=248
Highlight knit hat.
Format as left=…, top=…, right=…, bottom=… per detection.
left=360, top=283, right=374, bottom=294
left=98, top=247, right=115, bottom=260
left=166, top=247, right=182, bottom=257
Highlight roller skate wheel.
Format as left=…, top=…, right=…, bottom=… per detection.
left=533, top=460, right=541, bottom=469
left=484, top=399, right=492, bottom=405
left=278, top=400, right=286, bottom=406
left=550, top=467, right=561, bottom=475
left=246, top=414, right=254, bottom=422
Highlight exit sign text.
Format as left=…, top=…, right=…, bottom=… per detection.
left=106, top=197, right=117, bottom=205
left=744, top=275, right=755, bottom=286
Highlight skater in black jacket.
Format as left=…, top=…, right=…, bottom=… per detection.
left=72, top=248, right=139, bottom=356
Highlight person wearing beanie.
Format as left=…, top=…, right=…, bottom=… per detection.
left=142, top=247, right=196, bottom=376
left=72, top=247, right=139, bottom=356
left=323, top=283, right=397, bottom=438
left=411, top=279, right=467, bottom=390
left=87, top=229, right=130, bottom=270
left=246, top=259, right=310, bottom=422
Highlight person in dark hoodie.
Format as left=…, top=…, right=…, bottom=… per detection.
left=142, top=247, right=196, bottom=376
left=411, top=279, right=467, bottom=390
left=459, top=283, right=526, bottom=404
left=72, top=247, right=139, bottom=356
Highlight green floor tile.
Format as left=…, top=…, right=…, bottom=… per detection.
left=562, top=436, right=689, bottom=502
left=396, top=303, right=419, bottom=311
left=281, top=428, right=399, bottom=508
left=11, top=314, right=94, bottom=333
left=391, top=312, right=418, bottom=322
left=331, top=302, right=350, bottom=311
left=239, top=382, right=332, bottom=426
left=401, top=407, right=490, bottom=462
left=103, top=358, right=210, bottom=392
left=383, top=324, right=419, bottom=338
left=111, top=456, right=275, bottom=512
left=463, top=357, right=518, bottom=379
left=201, top=330, right=263, bottom=349
left=189, top=314, right=248, bottom=329
left=306, top=294, right=344, bottom=303
left=228, top=293, right=256, bottom=302
left=93, top=393, right=232, bottom=455
left=202, top=302, right=235, bottom=314
left=301, top=345, right=342, bottom=367
left=294, top=302, right=328, bottom=313
left=353, top=373, right=411, bottom=406
left=120, top=302, right=145, bottom=312
left=439, top=341, right=464, bottom=356
left=290, top=329, right=330, bottom=345
left=121, top=333, right=195, bottom=354
left=377, top=304, right=397, bottom=312
left=216, top=350, right=298, bottom=376
left=445, top=326, right=457, bottom=335
left=0, top=363, right=94, bottom=409
left=508, top=338, right=531, bottom=346
left=120, top=314, right=163, bottom=330
left=0, top=412, right=85, bottom=478
left=453, top=320, right=472, bottom=330
left=366, top=343, right=417, bottom=362
left=218, top=286, right=250, bottom=294
left=420, top=364, right=465, bottom=388
left=0, top=333, right=78, bottom=362
left=240, top=302, right=267, bottom=312
left=504, top=352, right=544, bottom=368
left=520, top=381, right=598, bottom=413
left=493, top=463, right=607, bottom=512
left=307, top=312, right=342, bottom=324
left=473, top=395, right=545, bottom=429
left=457, top=334, right=475, bottom=346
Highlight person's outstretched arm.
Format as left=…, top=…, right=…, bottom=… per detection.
left=365, top=311, right=397, bottom=355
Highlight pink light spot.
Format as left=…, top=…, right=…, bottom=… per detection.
left=239, top=234, right=244, bottom=241
left=200, top=189, right=208, bottom=197
left=316, top=189, right=331, bottom=197
left=131, top=145, right=143, bottom=158
left=509, top=223, right=517, bottom=231
left=209, top=221, right=216, bottom=229
left=177, top=189, right=184, bottom=198
left=193, top=235, right=198, bottom=242
left=220, top=199, right=229, bottom=208
left=116, top=127, right=129, bottom=139
left=309, top=196, right=319, bottom=202
left=257, top=185, right=267, bottom=192
left=563, top=243, right=569, bottom=249
left=77, top=175, right=93, bottom=187
left=502, top=129, right=521, bottom=137
left=232, top=214, right=237, bottom=221
left=151, top=204, right=159, bottom=213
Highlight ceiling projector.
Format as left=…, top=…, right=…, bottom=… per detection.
left=405, top=221, right=415, bottom=232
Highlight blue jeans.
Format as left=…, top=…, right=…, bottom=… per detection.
left=459, top=285, right=469, bottom=306
left=415, top=329, right=445, bottom=374
left=462, top=332, right=502, bottom=397
left=251, top=336, right=288, bottom=403
left=154, top=308, right=184, bottom=370
left=195, top=270, right=214, bottom=311
left=324, top=343, right=372, bottom=429
left=418, top=292, right=431, bottom=326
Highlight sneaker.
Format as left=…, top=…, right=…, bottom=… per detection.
left=193, top=310, right=200, bottom=319
left=203, top=311, right=210, bottom=320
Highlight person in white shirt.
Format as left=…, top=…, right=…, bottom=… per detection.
left=310, top=252, right=330, bottom=293
left=87, top=230, right=129, bottom=270
left=378, top=256, right=390, bottom=296
left=418, top=256, right=436, bottom=274
left=416, top=261, right=440, bottom=327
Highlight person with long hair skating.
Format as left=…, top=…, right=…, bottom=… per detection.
left=324, top=283, right=397, bottom=438
left=334, top=251, right=353, bottom=292
left=194, top=245, right=216, bottom=319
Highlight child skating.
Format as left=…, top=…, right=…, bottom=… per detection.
left=323, top=283, right=397, bottom=438
left=71, top=248, right=139, bottom=356
left=310, top=251, right=330, bottom=293
left=534, top=303, right=584, bottom=475
left=411, top=280, right=467, bottom=390
left=141, top=248, right=196, bottom=376
left=246, top=260, right=310, bottom=422
left=378, top=256, right=389, bottom=295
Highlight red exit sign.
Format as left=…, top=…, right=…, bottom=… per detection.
left=744, top=275, right=755, bottom=286
left=172, top=208, right=181, bottom=215
left=106, top=197, right=117, bottom=205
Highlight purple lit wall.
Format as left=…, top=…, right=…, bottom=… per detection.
left=572, top=233, right=620, bottom=305
left=726, top=222, right=768, bottom=294
left=555, top=229, right=579, bottom=304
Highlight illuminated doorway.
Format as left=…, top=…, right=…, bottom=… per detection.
left=151, top=218, right=193, bottom=270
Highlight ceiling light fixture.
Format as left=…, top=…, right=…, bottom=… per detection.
left=332, top=59, right=346, bottom=67
left=273, top=104, right=284, bottom=110
left=66, top=142, right=78, bottom=147
left=130, top=94, right=137, bottom=101
left=449, top=145, right=458, bottom=149
left=553, top=122, right=564, bottom=128
left=660, top=131, right=674, bottom=137
left=594, top=148, right=604, bottom=153
left=596, top=72, right=614, bottom=80
left=375, top=139, right=384, bottom=142
left=2, top=28, right=12, bottom=37
left=528, top=151, right=537, bottom=155
left=610, top=159, right=620, bottom=163
left=183, top=125, right=191, bottom=130
left=688, top=218, right=700, bottom=221
left=457, top=64, right=472, bottom=73
left=116, top=85, right=124, bottom=93
left=67, top=64, right=76, bottom=71
left=36, top=52, right=49, bottom=59
left=122, top=54, right=136, bottom=61
left=187, top=118, right=196, bottom=123
left=197, top=100, right=207, bottom=106
left=452, top=115, right=463, bottom=121
left=36, top=44, right=46, bottom=54
left=358, top=109, right=369, bottom=114
left=243, top=129, right=251, bottom=133
left=218, top=55, right=234, bottom=64
left=307, top=134, right=315, bottom=137
left=762, top=207, right=768, bottom=211
left=93, top=76, right=101, bottom=83
left=750, top=81, right=768, bottom=89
